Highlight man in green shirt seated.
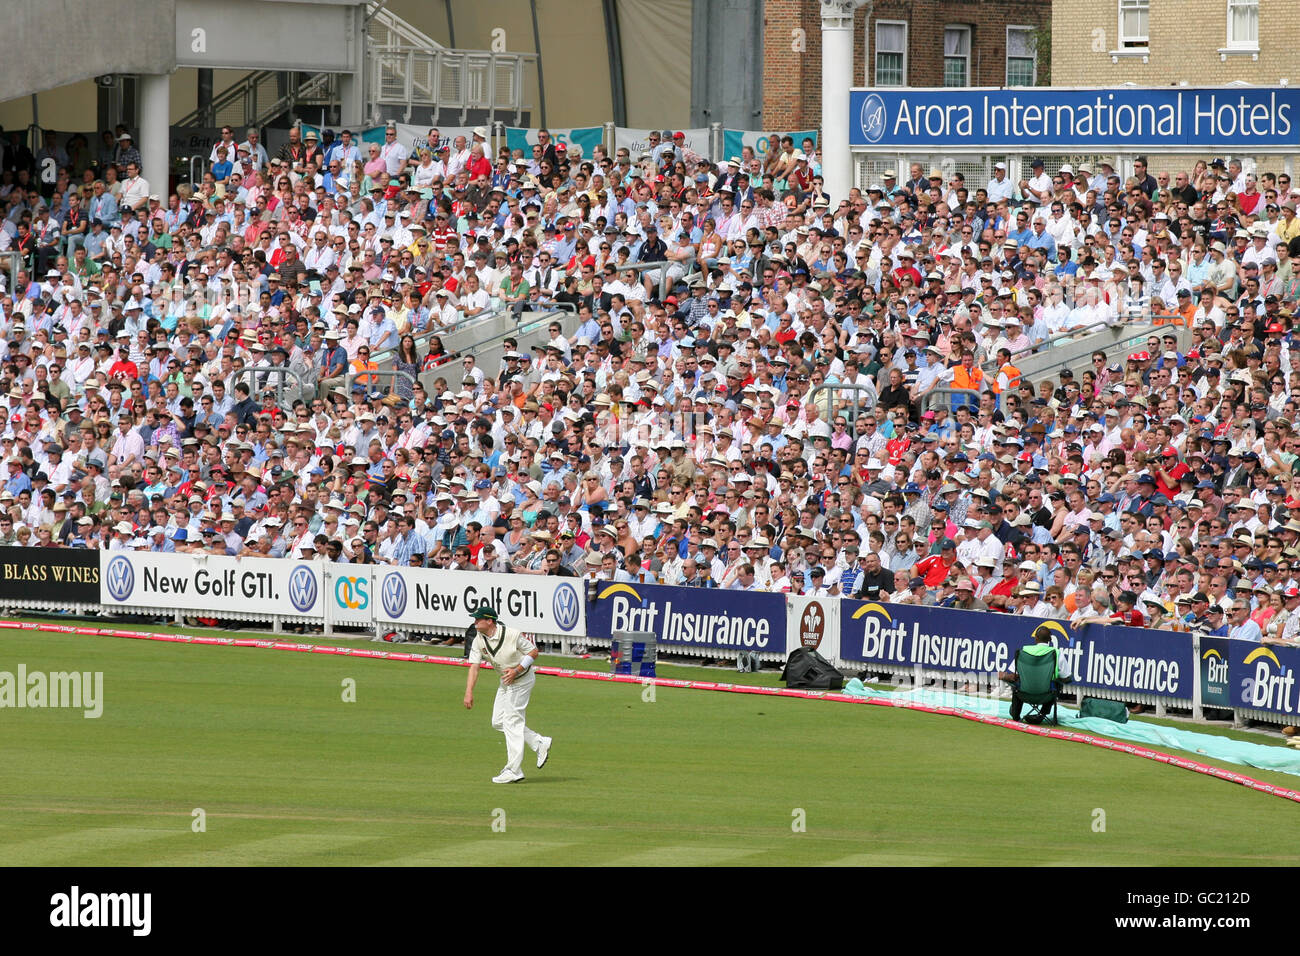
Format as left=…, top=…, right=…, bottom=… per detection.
left=999, top=624, right=1073, bottom=723
left=498, top=261, right=530, bottom=320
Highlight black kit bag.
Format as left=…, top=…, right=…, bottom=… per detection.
left=781, top=646, right=844, bottom=691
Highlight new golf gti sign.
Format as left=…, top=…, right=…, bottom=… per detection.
left=373, top=567, right=585, bottom=635
left=100, top=552, right=324, bottom=616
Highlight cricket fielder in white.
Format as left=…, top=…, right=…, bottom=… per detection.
left=463, top=604, right=553, bottom=783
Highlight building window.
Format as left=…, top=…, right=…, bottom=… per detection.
left=1006, top=26, right=1037, bottom=86
left=875, top=20, right=907, bottom=87
left=1118, top=0, right=1149, bottom=49
left=943, top=25, right=971, bottom=87
left=1227, top=0, right=1258, bottom=48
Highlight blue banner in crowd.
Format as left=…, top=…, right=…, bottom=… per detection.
left=839, top=600, right=1192, bottom=700
left=587, top=582, right=785, bottom=653
left=849, top=87, right=1300, bottom=150
left=1230, top=641, right=1300, bottom=717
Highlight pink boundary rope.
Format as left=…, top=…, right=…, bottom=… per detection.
left=6, top=618, right=1299, bottom=805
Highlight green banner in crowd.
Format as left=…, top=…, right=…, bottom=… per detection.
left=722, top=129, right=819, bottom=162
left=504, top=127, right=604, bottom=158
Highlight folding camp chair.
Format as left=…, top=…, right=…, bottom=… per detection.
left=1009, top=646, right=1061, bottom=725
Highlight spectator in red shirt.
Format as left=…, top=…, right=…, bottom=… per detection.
left=773, top=312, right=799, bottom=345
left=891, top=247, right=922, bottom=286
left=1152, top=446, right=1188, bottom=499
left=108, top=346, right=139, bottom=381
left=915, top=540, right=958, bottom=588
left=465, top=145, right=492, bottom=183
left=986, top=561, right=1020, bottom=612
left=885, top=432, right=912, bottom=466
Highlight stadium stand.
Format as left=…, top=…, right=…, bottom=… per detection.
left=2, top=124, right=1300, bottom=652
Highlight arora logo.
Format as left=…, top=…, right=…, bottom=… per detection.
left=1240, top=646, right=1297, bottom=714
left=799, top=601, right=825, bottom=650
left=860, top=93, right=886, bottom=144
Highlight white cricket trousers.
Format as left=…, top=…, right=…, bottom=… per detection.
left=491, top=670, right=543, bottom=774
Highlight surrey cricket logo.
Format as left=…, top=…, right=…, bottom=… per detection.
left=382, top=571, right=408, bottom=619
left=105, top=555, right=134, bottom=602
left=799, top=601, right=825, bottom=650
left=860, top=93, right=886, bottom=144
left=288, top=565, right=318, bottom=613
left=552, top=583, right=580, bottom=632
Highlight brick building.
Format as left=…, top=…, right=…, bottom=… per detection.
left=1051, top=0, right=1286, bottom=87
left=762, top=0, right=1051, bottom=131
left=1050, top=0, right=1299, bottom=171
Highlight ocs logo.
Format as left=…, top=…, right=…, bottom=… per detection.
left=860, top=92, right=886, bottom=144
left=382, top=572, right=408, bottom=619
left=552, top=583, right=579, bottom=632
left=334, top=575, right=369, bottom=610
left=288, top=565, right=319, bottom=613
left=105, top=555, right=134, bottom=602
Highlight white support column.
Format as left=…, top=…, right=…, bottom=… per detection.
left=340, top=1, right=368, bottom=129
left=139, top=72, right=170, bottom=197
left=820, top=0, right=870, bottom=203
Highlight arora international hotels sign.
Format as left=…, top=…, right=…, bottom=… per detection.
left=850, top=87, right=1300, bottom=151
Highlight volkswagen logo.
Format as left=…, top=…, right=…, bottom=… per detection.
left=552, top=583, right=579, bottom=632
left=860, top=92, right=886, bottom=144
left=105, top=555, right=134, bottom=602
left=382, top=572, right=407, bottom=619
left=288, top=565, right=319, bottom=613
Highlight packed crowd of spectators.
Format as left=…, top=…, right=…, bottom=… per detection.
left=1, top=118, right=1300, bottom=647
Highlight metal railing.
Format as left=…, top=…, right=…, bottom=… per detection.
left=176, top=70, right=275, bottom=128
left=370, top=47, right=537, bottom=126
left=920, top=387, right=984, bottom=415
left=175, top=70, right=338, bottom=130
left=1007, top=319, right=1188, bottom=384
left=809, top=383, right=877, bottom=428
left=233, top=366, right=310, bottom=406
left=990, top=318, right=1119, bottom=368
left=622, top=258, right=697, bottom=302
left=368, top=304, right=515, bottom=368
left=0, top=252, right=22, bottom=295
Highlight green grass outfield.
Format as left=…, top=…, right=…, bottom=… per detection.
left=2, top=624, right=1299, bottom=866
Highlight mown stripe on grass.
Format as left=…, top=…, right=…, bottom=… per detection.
left=604, top=845, right=767, bottom=866
left=367, top=839, right=576, bottom=867
left=0, top=825, right=179, bottom=864
left=149, top=832, right=376, bottom=866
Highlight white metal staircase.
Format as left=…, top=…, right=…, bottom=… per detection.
left=176, top=1, right=536, bottom=129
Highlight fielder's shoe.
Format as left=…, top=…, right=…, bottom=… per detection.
left=536, top=736, right=553, bottom=769
left=492, top=768, right=525, bottom=784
